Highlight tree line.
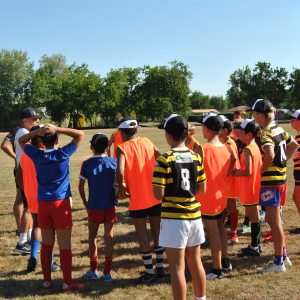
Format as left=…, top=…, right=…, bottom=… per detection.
left=1, top=49, right=299, bottom=131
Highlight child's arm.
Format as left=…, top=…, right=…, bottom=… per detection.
left=260, top=145, right=275, bottom=174
left=153, top=186, right=164, bottom=200
left=107, top=133, right=116, bottom=157
left=15, top=164, right=24, bottom=191
left=193, top=140, right=200, bottom=151
left=78, top=178, right=87, bottom=209
left=286, top=139, right=298, bottom=161
left=116, top=147, right=130, bottom=198
left=197, top=181, right=206, bottom=195
left=194, top=145, right=204, bottom=161
left=18, top=127, right=47, bottom=150
left=227, top=144, right=237, bottom=176
left=234, top=148, right=252, bottom=177
left=152, top=143, right=161, bottom=159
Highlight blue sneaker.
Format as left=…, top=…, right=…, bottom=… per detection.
left=83, top=269, right=99, bottom=280
left=237, top=225, right=251, bottom=233
left=259, top=210, right=265, bottom=219
left=102, top=273, right=112, bottom=282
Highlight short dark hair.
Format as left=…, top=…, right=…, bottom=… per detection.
left=168, top=132, right=187, bottom=142
left=41, top=134, right=58, bottom=148
left=120, top=122, right=137, bottom=136
left=30, top=126, right=40, bottom=147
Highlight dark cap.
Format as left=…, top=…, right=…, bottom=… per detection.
left=158, top=114, right=188, bottom=137
left=234, top=119, right=259, bottom=134
left=247, top=99, right=274, bottom=113
left=90, top=133, right=108, bottom=148
left=199, top=113, right=223, bottom=131
left=219, top=115, right=233, bottom=131
left=19, top=108, right=42, bottom=119
left=291, top=110, right=300, bottom=120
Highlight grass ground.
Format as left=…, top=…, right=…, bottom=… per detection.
left=0, top=123, right=300, bottom=300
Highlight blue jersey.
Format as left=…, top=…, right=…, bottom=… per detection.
left=24, top=142, right=77, bottom=201
left=79, top=155, right=118, bottom=210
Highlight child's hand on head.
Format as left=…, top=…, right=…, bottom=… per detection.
left=44, top=125, right=57, bottom=136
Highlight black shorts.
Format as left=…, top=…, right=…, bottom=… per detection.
left=294, top=170, right=300, bottom=186
left=13, top=169, right=28, bottom=208
left=129, top=203, right=162, bottom=218
left=201, top=209, right=224, bottom=220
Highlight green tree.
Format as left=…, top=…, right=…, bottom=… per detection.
left=289, top=68, right=300, bottom=109
left=209, top=95, right=226, bottom=111
left=189, top=91, right=210, bottom=109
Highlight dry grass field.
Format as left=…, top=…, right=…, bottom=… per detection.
left=0, top=123, right=300, bottom=300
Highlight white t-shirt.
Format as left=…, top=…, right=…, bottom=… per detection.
left=14, top=127, right=29, bottom=166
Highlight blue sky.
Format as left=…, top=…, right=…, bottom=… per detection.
left=1, top=0, right=299, bottom=97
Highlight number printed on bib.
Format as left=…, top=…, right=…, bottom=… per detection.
left=181, top=168, right=190, bottom=190
left=279, top=140, right=287, bottom=161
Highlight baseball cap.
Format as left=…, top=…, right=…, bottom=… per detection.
left=219, top=115, right=233, bottom=131
left=234, top=119, right=259, bottom=134
left=19, top=108, right=42, bottom=119
left=199, top=113, right=223, bottom=131
left=248, top=99, right=274, bottom=113
left=158, top=114, right=188, bottom=137
left=90, top=133, right=108, bottom=148
left=117, top=117, right=141, bottom=130
left=291, top=110, right=300, bottom=120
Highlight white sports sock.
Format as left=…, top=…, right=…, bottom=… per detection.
left=18, top=233, right=27, bottom=245
left=27, top=229, right=32, bottom=241
left=194, top=296, right=206, bottom=300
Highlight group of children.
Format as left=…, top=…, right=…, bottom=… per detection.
left=11, top=99, right=300, bottom=299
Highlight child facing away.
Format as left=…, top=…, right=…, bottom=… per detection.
left=252, top=99, right=297, bottom=272
left=18, top=125, right=85, bottom=292
left=78, top=133, right=118, bottom=282
left=153, top=114, right=207, bottom=300
left=107, top=117, right=123, bottom=158
left=289, top=110, right=300, bottom=235
left=185, top=124, right=200, bottom=151
left=230, top=119, right=263, bottom=257
left=195, top=113, right=237, bottom=280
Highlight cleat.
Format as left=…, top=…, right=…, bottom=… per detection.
left=51, top=262, right=61, bottom=272
left=15, top=242, right=31, bottom=254
left=206, top=269, right=224, bottom=280
left=257, top=261, right=286, bottom=273
left=289, top=228, right=300, bottom=235
left=284, top=257, right=292, bottom=267
left=262, top=230, right=272, bottom=237
left=102, top=273, right=112, bottom=282
left=135, top=272, right=156, bottom=284
left=237, top=225, right=251, bottom=233
left=27, top=257, right=37, bottom=272
left=83, top=269, right=99, bottom=280
left=227, top=234, right=238, bottom=244
left=241, top=244, right=263, bottom=254
left=43, top=281, right=53, bottom=290
left=222, top=259, right=232, bottom=272
left=238, top=246, right=260, bottom=257
left=156, top=268, right=166, bottom=279
left=63, top=281, right=84, bottom=293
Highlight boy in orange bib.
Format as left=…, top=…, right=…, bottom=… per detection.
left=107, top=118, right=123, bottom=158
left=185, top=124, right=200, bottom=151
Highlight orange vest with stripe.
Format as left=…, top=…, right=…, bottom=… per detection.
left=118, top=137, right=161, bottom=210
left=239, top=144, right=262, bottom=205
left=187, top=139, right=197, bottom=151
left=20, top=153, right=38, bottom=213
left=196, top=143, right=230, bottom=216
left=113, top=131, right=123, bottom=159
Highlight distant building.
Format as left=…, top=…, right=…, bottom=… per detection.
left=225, top=105, right=251, bottom=112
left=189, top=109, right=219, bottom=116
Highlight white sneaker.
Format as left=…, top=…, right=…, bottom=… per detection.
left=206, top=270, right=224, bottom=280
left=257, top=261, right=286, bottom=273
left=284, top=257, right=292, bottom=267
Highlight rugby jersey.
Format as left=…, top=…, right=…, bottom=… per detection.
left=260, top=123, right=293, bottom=186
left=293, top=132, right=300, bottom=171
left=152, top=148, right=206, bottom=220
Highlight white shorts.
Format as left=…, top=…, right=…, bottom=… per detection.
left=159, top=218, right=205, bottom=249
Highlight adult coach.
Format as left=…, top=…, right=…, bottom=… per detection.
left=14, top=108, right=42, bottom=253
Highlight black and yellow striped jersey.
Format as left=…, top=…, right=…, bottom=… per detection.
left=260, top=123, right=293, bottom=186
left=152, top=148, right=206, bottom=220
left=293, top=132, right=300, bottom=170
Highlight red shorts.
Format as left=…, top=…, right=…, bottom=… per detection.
left=88, top=207, right=117, bottom=224
left=38, top=198, right=73, bottom=229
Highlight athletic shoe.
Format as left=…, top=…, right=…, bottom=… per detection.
left=51, top=262, right=61, bottom=272
left=284, top=257, right=292, bottom=267
left=240, top=244, right=263, bottom=253
left=262, top=230, right=272, bottom=237
left=257, top=261, right=286, bottom=273
left=238, top=246, right=260, bottom=257
left=15, top=242, right=31, bottom=254
left=237, top=225, right=251, bottom=233
left=289, top=228, right=300, bottom=235
left=43, top=281, right=53, bottom=290
left=134, top=272, right=156, bottom=284
left=206, top=270, right=224, bottom=280
left=63, top=281, right=85, bottom=293
left=222, top=260, right=232, bottom=272
left=102, top=273, right=112, bottom=282
left=27, top=257, right=37, bottom=272
left=259, top=210, right=266, bottom=219
left=264, top=234, right=286, bottom=243
left=83, top=269, right=99, bottom=280
left=156, top=268, right=166, bottom=279
left=227, top=234, right=238, bottom=244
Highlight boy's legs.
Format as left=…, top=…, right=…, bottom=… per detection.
left=246, top=205, right=261, bottom=247
left=291, top=185, right=300, bottom=232
left=103, top=223, right=114, bottom=275
left=227, top=198, right=238, bottom=240
left=185, top=245, right=206, bottom=299
left=41, top=228, right=55, bottom=284
left=88, top=221, right=99, bottom=273
left=149, top=215, right=160, bottom=247
left=14, top=188, right=23, bottom=233
left=217, top=218, right=228, bottom=259
left=27, top=214, right=41, bottom=272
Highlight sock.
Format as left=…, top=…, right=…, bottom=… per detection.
left=244, top=216, right=250, bottom=227
left=103, top=256, right=114, bottom=275
left=141, top=251, right=154, bottom=275
left=283, top=247, right=287, bottom=261
left=60, top=249, right=72, bottom=285
left=27, top=229, right=32, bottom=242
left=18, top=233, right=27, bottom=245
left=154, top=247, right=164, bottom=270
left=90, top=256, right=98, bottom=272
left=194, top=296, right=206, bottom=300
left=222, top=210, right=227, bottom=225
left=41, top=243, right=53, bottom=283
left=251, top=222, right=261, bottom=247
left=230, top=211, right=238, bottom=237
left=30, top=240, right=40, bottom=260
left=212, top=268, right=222, bottom=275
left=274, top=255, right=283, bottom=266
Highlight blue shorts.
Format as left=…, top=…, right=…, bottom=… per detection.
left=259, top=184, right=287, bottom=207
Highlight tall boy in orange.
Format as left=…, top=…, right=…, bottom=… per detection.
left=195, top=113, right=237, bottom=279
left=107, top=118, right=123, bottom=158
left=116, top=117, right=164, bottom=284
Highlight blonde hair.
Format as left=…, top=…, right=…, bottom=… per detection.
left=188, top=124, right=195, bottom=134
left=264, top=107, right=276, bottom=121
left=233, top=117, right=244, bottom=125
